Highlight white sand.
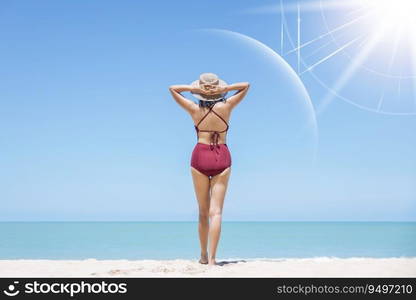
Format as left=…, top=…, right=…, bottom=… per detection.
left=0, top=257, right=415, bottom=277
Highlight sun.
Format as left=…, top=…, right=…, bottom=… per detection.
left=363, top=0, right=416, bottom=31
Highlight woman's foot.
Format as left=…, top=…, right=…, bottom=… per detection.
left=199, top=253, right=208, bottom=264
left=208, top=258, right=218, bottom=266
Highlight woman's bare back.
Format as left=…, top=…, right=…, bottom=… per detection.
left=191, top=102, right=231, bottom=145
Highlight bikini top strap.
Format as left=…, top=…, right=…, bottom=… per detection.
left=210, top=109, right=229, bottom=131
left=195, top=101, right=229, bottom=133
left=195, top=104, right=215, bottom=128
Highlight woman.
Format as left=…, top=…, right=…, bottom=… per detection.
left=169, top=73, right=250, bottom=265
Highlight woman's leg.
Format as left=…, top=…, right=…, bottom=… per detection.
left=191, top=166, right=211, bottom=264
left=208, top=166, right=231, bottom=265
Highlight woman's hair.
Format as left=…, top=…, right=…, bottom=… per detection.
left=198, top=97, right=227, bottom=108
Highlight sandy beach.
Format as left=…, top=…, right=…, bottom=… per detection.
left=0, top=257, right=415, bottom=277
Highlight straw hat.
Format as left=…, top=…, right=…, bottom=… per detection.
left=190, top=73, right=228, bottom=101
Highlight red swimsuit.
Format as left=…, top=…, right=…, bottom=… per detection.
left=191, top=102, right=232, bottom=177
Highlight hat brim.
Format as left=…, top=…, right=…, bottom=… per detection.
left=190, top=79, right=228, bottom=101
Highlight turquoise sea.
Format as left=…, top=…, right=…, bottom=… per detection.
left=0, top=222, right=415, bottom=260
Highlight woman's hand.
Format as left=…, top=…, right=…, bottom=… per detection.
left=191, top=86, right=209, bottom=94
left=200, top=85, right=228, bottom=95
left=192, top=85, right=228, bottom=95
left=208, top=85, right=228, bottom=95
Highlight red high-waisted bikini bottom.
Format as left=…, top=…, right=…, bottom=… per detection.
left=191, top=143, right=232, bottom=177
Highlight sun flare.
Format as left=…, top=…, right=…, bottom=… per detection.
left=364, top=0, right=416, bottom=31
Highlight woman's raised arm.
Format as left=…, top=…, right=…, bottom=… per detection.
left=169, top=85, right=200, bottom=114
left=224, top=82, right=250, bottom=109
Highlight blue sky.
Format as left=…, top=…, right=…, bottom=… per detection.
left=1, top=0, right=415, bottom=221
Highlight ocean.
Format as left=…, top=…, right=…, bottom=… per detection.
left=0, top=222, right=415, bottom=260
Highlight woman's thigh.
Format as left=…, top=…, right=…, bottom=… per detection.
left=209, top=167, right=231, bottom=214
left=191, top=166, right=211, bottom=214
